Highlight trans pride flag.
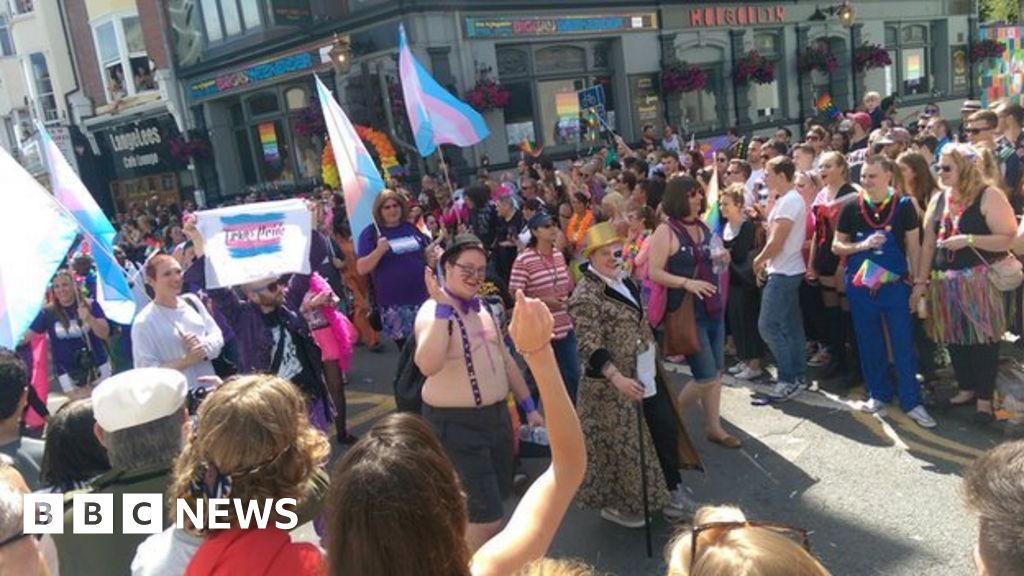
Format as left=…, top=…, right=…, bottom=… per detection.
left=40, top=124, right=136, bottom=324
left=398, top=24, right=489, bottom=156
left=0, top=147, right=79, bottom=348
left=315, top=76, right=385, bottom=241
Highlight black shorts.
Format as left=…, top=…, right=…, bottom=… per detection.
left=423, top=402, right=515, bottom=523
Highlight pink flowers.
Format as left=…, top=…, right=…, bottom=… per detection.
left=853, top=44, right=892, bottom=73
left=733, top=51, right=775, bottom=85
left=169, top=131, right=211, bottom=166
left=970, top=39, right=1007, bottom=63
left=465, top=78, right=511, bottom=112
left=798, top=45, right=838, bottom=75
left=661, top=63, right=709, bottom=94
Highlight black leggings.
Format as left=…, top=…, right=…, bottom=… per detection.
left=947, top=343, right=1000, bottom=401
left=644, top=393, right=682, bottom=490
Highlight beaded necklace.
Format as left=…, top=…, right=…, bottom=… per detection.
left=938, top=191, right=967, bottom=241
left=858, top=189, right=896, bottom=230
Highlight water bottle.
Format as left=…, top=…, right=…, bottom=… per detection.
left=710, top=235, right=726, bottom=274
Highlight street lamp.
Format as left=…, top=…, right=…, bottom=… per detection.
left=809, top=1, right=856, bottom=28
left=329, top=34, right=352, bottom=75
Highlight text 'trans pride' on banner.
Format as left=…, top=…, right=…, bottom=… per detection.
left=195, top=199, right=311, bottom=289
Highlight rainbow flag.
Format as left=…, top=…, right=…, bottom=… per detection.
left=398, top=24, right=489, bottom=156
left=518, top=138, right=544, bottom=158
left=0, top=146, right=79, bottom=348
left=852, top=259, right=900, bottom=290
left=40, top=124, right=136, bottom=324
left=316, top=76, right=385, bottom=242
left=815, top=93, right=842, bottom=121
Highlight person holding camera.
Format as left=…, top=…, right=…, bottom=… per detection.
left=25, top=271, right=110, bottom=399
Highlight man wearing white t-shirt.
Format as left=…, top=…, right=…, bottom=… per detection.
left=753, top=156, right=808, bottom=401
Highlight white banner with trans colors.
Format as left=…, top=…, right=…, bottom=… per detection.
left=196, top=199, right=311, bottom=288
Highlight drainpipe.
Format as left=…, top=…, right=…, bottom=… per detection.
left=56, top=0, right=83, bottom=124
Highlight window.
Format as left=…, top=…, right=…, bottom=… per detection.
left=7, top=0, right=32, bottom=16
left=885, top=23, right=932, bottom=97
left=26, top=53, right=58, bottom=124
left=0, top=14, right=13, bottom=57
left=750, top=32, right=783, bottom=122
left=678, top=71, right=719, bottom=133
left=93, top=15, right=156, bottom=103
left=200, top=0, right=263, bottom=45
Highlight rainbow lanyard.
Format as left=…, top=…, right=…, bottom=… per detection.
left=859, top=190, right=896, bottom=230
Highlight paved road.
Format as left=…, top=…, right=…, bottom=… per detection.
left=338, top=342, right=1008, bottom=575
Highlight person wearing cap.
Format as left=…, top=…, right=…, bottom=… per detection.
left=568, top=221, right=701, bottom=529
left=415, top=234, right=543, bottom=551
left=510, top=212, right=578, bottom=402
left=846, top=112, right=872, bottom=152
left=959, top=100, right=982, bottom=142
left=52, top=368, right=189, bottom=576
left=877, top=127, right=912, bottom=161
left=182, top=222, right=339, bottom=441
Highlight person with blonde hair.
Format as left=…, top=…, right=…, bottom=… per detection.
left=666, top=505, right=830, bottom=576
left=132, top=374, right=330, bottom=575
left=913, top=144, right=1017, bottom=424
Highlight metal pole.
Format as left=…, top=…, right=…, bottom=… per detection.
left=637, top=401, right=653, bottom=558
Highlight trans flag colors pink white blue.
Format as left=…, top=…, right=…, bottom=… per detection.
left=315, top=76, right=385, bottom=241
left=40, top=124, right=136, bottom=325
left=0, top=147, right=79, bottom=348
left=398, top=24, right=489, bottom=157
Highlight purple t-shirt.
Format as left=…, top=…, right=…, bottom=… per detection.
left=356, top=222, right=430, bottom=308
left=30, top=301, right=108, bottom=376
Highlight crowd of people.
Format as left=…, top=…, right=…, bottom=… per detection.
left=2, top=90, right=1024, bottom=575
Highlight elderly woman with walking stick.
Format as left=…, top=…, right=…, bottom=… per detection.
left=567, top=222, right=702, bottom=531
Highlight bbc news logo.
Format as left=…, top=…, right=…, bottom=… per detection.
left=23, top=494, right=298, bottom=534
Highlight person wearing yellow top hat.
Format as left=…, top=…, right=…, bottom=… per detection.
left=567, top=221, right=702, bottom=530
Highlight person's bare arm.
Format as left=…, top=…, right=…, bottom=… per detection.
left=471, top=292, right=585, bottom=576
left=647, top=224, right=716, bottom=298
left=754, top=218, right=795, bottom=272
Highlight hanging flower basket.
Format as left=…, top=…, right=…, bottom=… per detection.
left=970, top=39, right=1007, bottom=63
left=168, top=130, right=211, bottom=167
left=294, top=100, right=326, bottom=138
left=853, top=43, right=892, bottom=73
left=464, top=78, right=511, bottom=112
left=733, top=51, right=775, bottom=85
left=798, top=45, right=839, bottom=75
left=661, top=63, right=709, bottom=94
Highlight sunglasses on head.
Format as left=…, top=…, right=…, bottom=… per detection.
left=253, top=278, right=286, bottom=293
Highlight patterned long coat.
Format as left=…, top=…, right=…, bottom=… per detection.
left=568, top=266, right=702, bottom=516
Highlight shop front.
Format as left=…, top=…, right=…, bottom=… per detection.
left=94, top=113, right=184, bottom=214
left=463, top=11, right=662, bottom=163
left=185, top=41, right=336, bottom=198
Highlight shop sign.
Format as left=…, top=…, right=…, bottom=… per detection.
left=271, top=0, right=311, bottom=25
left=188, top=49, right=326, bottom=102
left=102, top=115, right=178, bottom=179
left=464, top=13, right=657, bottom=38
left=951, top=45, right=969, bottom=92
left=688, top=6, right=785, bottom=27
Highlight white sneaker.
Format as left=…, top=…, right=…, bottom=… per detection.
left=735, top=366, right=764, bottom=380
left=767, top=380, right=806, bottom=401
left=600, top=507, right=646, bottom=529
left=906, top=405, right=937, bottom=428
left=728, top=361, right=747, bottom=375
left=663, top=487, right=700, bottom=520
left=861, top=398, right=888, bottom=415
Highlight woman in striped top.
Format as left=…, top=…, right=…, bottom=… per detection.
left=510, top=211, right=580, bottom=403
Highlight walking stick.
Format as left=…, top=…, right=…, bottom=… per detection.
left=636, top=401, right=653, bottom=558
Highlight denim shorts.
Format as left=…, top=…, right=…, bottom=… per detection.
left=685, top=317, right=725, bottom=382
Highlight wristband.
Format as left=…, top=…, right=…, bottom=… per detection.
left=519, top=397, right=538, bottom=414
left=967, top=234, right=976, bottom=247
left=435, top=303, right=455, bottom=320
left=516, top=342, right=548, bottom=357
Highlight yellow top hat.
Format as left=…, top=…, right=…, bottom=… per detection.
left=583, top=221, right=623, bottom=257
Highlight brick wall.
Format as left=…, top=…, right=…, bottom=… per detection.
left=136, top=0, right=167, bottom=69
left=64, top=0, right=105, bottom=105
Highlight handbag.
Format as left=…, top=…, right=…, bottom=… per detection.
left=971, top=246, right=1024, bottom=292
left=662, top=290, right=701, bottom=356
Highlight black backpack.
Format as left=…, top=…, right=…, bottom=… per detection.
left=392, top=320, right=451, bottom=413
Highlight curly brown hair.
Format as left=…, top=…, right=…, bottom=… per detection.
left=168, top=375, right=330, bottom=533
